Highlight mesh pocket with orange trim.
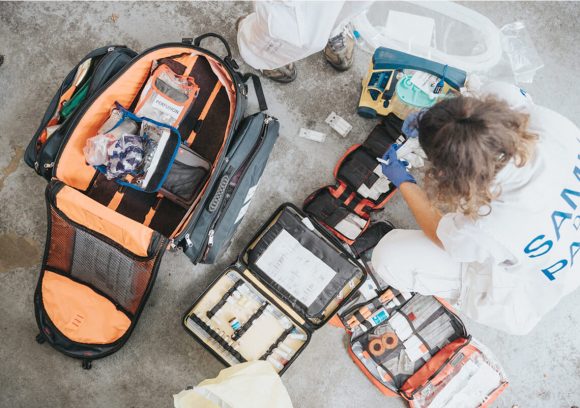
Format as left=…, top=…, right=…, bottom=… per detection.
left=34, top=181, right=167, bottom=359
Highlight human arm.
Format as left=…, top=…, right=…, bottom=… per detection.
left=380, top=144, right=442, bottom=247
left=399, top=182, right=443, bottom=247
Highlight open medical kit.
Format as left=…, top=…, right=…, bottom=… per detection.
left=26, top=34, right=280, bottom=368
left=330, top=246, right=508, bottom=408
left=183, top=204, right=367, bottom=374
left=304, top=113, right=406, bottom=244
left=358, top=47, right=466, bottom=119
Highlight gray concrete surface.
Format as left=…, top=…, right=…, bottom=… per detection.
left=1, top=2, right=579, bottom=407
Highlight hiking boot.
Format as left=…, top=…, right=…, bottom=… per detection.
left=324, top=27, right=355, bottom=71
left=261, top=63, right=297, bottom=84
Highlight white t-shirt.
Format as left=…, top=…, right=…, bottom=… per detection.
left=438, top=83, right=580, bottom=335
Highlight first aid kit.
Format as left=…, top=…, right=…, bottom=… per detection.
left=27, top=34, right=280, bottom=368
left=337, top=283, right=508, bottom=407
left=183, top=204, right=367, bottom=374
left=303, top=113, right=406, bottom=244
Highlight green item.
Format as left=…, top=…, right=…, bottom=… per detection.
left=60, top=78, right=90, bottom=120
left=395, top=74, right=442, bottom=109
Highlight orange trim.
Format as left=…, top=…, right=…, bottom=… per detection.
left=434, top=296, right=458, bottom=313
left=371, top=188, right=397, bottom=210
left=186, top=81, right=222, bottom=145
left=482, top=381, right=509, bottom=407
left=353, top=200, right=367, bottom=216
left=42, top=271, right=131, bottom=344
left=347, top=346, right=398, bottom=397
left=400, top=338, right=471, bottom=395
left=334, top=144, right=361, bottom=179
left=55, top=185, right=153, bottom=257
left=330, top=183, right=346, bottom=199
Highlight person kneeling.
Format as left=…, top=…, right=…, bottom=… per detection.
left=373, top=83, right=579, bottom=335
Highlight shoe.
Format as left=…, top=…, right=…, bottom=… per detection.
left=235, top=15, right=247, bottom=32
left=261, top=63, right=297, bottom=84
left=235, top=15, right=297, bottom=84
left=324, top=27, right=355, bottom=72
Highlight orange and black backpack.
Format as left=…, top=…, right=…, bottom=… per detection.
left=26, top=34, right=280, bottom=368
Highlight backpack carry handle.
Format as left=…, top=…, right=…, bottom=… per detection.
left=192, top=33, right=239, bottom=69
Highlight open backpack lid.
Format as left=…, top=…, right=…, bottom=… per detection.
left=240, top=204, right=367, bottom=328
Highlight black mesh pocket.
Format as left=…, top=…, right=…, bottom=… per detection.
left=46, top=208, right=158, bottom=315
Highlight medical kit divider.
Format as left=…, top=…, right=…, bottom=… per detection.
left=304, top=113, right=406, bottom=244
left=27, top=34, right=280, bottom=368
left=183, top=204, right=367, bottom=374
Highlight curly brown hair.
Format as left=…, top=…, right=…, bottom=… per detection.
left=417, top=95, right=538, bottom=217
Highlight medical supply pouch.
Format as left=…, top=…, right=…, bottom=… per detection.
left=183, top=204, right=367, bottom=374
left=303, top=113, right=406, bottom=244
left=30, top=34, right=280, bottom=367
left=338, top=287, right=508, bottom=406
left=25, top=45, right=138, bottom=179
left=92, top=104, right=183, bottom=193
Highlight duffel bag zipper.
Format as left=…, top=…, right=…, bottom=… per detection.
left=194, top=116, right=273, bottom=261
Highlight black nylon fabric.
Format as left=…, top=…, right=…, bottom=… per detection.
left=246, top=208, right=363, bottom=320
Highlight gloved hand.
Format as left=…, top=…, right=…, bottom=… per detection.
left=380, top=144, right=416, bottom=187
left=401, top=110, right=424, bottom=139
left=396, top=137, right=427, bottom=169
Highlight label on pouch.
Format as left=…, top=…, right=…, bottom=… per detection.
left=152, top=94, right=183, bottom=123
left=369, top=309, right=389, bottom=326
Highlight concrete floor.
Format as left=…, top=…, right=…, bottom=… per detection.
left=1, top=1, right=579, bottom=407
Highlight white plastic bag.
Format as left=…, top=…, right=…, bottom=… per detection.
left=83, top=134, right=116, bottom=166
left=352, top=1, right=503, bottom=73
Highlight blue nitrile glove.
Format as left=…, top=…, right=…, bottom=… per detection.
left=401, top=110, right=425, bottom=139
left=380, top=144, right=416, bottom=187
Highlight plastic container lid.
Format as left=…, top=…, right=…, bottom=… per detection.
left=395, top=75, right=440, bottom=108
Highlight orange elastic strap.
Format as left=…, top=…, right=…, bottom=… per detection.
left=108, top=178, right=132, bottom=211
left=182, top=55, right=199, bottom=77
left=331, top=183, right=346, bottom=199
left=108, top=191, right=124, bottom=211
left=186, top=81, right=222, bottom=145
left=343, top=192, right=356, bottom=206
left=354, top=201, right=369, bottom=217
left=143, top=193, right=163, bottom=227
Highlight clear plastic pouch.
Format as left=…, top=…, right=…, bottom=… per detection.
left=91, top=103, right=182, bottom=193
left=135, top=64, right=199, bottom=126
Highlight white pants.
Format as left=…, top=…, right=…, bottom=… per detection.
left=237, top=1, right=370, bottom=70
left=371, top=229, right=463, bottom=302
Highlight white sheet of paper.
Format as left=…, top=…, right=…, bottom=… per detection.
left=411, top=71, right=440, bottom=98
left=256, top=229, right=335, bottom=307
left=385, top=11, right=435, bottom=49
